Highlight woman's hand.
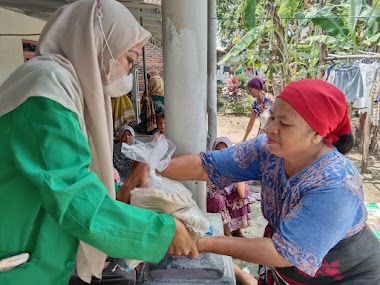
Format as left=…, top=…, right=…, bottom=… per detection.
left=116, top=163, right=150, bottom=203
left=168, top=219, right=199, bottom=259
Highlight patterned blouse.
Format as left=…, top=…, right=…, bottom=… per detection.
left=251, top=96, right=272, bottom=115
left=251, top=96, right=272, bottom=131
left=200, top=135, right=367, bottom=277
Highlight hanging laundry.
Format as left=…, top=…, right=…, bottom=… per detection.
left=353, top=62, right=380, bottom=110
left=328, top=65, right=364, bottom=103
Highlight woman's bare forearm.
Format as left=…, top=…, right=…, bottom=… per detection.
left=243, top=113, right=257, bottom=141
left=197, top=236, right=292, bottom=268
left=159, top=153, right=209, bottom=182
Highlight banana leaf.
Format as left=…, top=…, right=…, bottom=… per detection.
left=302, top=35, right=352, bottom=49
left=218, top=26, right=263, bottom=65
left=365, top=1, right=380, bottom=28
left=306, top=6, right=349, bottom=37
left=278, top=0, right=298, bottom=21
left=347, top=0, right=362, bottom=32
left=243, top=0, right=257, bottom=30
left=363, top=33, right=380, bottom=46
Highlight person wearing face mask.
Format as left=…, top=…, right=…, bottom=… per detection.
left=110, top=54, right=137, bottom=141
left=0, top=1, right=198, bottom=285
left=111, top=90, right=137, bottom=141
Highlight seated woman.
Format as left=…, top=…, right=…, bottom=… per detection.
left=207, top=137, right=253, bottom=237
left=113, top=125, right=142, bottom=182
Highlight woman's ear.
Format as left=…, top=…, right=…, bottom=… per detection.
left=311, top=132, right=324, bottom=145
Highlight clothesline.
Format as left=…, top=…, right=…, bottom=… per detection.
left=324, top=53, right=380, bottom=61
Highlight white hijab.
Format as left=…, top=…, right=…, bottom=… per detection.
left=0, top=0, right=150, bottom=282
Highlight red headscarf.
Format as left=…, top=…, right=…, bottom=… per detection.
left=277, top=79, right=352, bottom=147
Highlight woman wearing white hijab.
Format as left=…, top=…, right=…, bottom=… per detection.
left=0, top=1, right=197, bottom=284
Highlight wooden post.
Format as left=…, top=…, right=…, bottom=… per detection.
left=361, top=112, right=370, bottom=174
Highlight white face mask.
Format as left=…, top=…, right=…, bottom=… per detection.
left=98, top=15, right=135, bottom=98
left=103, top=73, right=134, bottom=98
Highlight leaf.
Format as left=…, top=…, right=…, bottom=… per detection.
left=366, top=1, right=380, bottom=28
left=278, top=0, right=298, bottom=21
left=307, top=6, right=349, bottom=37
left=363, top=33, right=380, bottom=46
left=347, top=0, right=363, bottom=32
left=218, top=26, right=263, bottom=64
left=302, top=35, right=352, bottom=49
left=243, top=0, right=257, bottom=30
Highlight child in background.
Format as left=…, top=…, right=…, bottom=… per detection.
left=207, top=137, right=253, bottom=237
left=151, top=114, right=165, bottom=142
left=208, top=137, right=257, bottom=285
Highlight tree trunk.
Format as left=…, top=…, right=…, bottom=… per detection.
left=369, top=124, right=380, bottom=158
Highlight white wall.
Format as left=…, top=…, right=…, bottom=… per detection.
left=0, top=8, right=46, bottom=84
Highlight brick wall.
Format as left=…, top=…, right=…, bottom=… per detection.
left=137, top=44, right=163, bottom=92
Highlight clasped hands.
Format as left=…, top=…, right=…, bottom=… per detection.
left=117, top=163, right=200, bottom=259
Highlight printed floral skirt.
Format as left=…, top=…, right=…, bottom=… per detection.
left=207, top=183, right=253, bottom=232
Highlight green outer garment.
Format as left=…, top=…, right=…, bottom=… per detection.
left=0, top=97, right=175, bottom=285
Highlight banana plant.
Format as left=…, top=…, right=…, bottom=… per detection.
left=302, top=0, right=380, bottom=53
left=217, top=0, right=379, bottom=89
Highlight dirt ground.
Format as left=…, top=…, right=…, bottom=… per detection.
left=217, top=113, right=380, bottom=203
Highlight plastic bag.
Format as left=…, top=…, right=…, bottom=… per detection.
left=121, top=135, right=212, bottom=271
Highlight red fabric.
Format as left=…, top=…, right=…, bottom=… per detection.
left=277, top=79, right=352, bottom=147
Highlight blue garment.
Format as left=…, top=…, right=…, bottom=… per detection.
left=251, top=96, right=271, bottom=114
left=200, top=135, right=367, bottom=276
left=331, top=65, right=364, bottom=102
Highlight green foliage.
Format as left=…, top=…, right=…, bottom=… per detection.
left=218, top=93, right=253, bottom=115
left=306, top=7, right=349, bottom=37
left=236, top=71, right=249, bottom=89
left=302, top=35, right=352, bottom=49
left=242, top=0, right=257, bottom=29
left=216, top=0, right=379, bottom=86
left=278, top=0, right=299, bottom=21
left=348, top=0, right=362, bottom=32
left=218, top=26, right=263, bottom=64
left=216, top=0, right=247, bottom=48
left=363, top=33, right=380, bottom=46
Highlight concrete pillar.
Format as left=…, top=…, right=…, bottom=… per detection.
left=162, top=0, right=207, bottom=212
left=207, top=0, right=217, bottom=151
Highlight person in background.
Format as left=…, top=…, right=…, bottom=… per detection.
left=136, top=71, right=164, bottom=134
left=0, top=1, right=197, bottom=284
left=123, top=79, right=380, bottom=284
left=111, top=91, right=137, bottom=141
left=207, top=137, right=253, bottom=238
left=151, top=114, right=165, bottom=142
left=242, top=77, right=273, bottom=141
left=113, top=125, right=142, bottom=182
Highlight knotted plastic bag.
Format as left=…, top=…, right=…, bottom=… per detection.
left=121, top=135, right=212, bottom=271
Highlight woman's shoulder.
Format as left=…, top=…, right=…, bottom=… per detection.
left=232, top=135, right=274, bottom=164
left=264, top=94, right=274, bottom=104
left=300, top=150, right=362, bottom=189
